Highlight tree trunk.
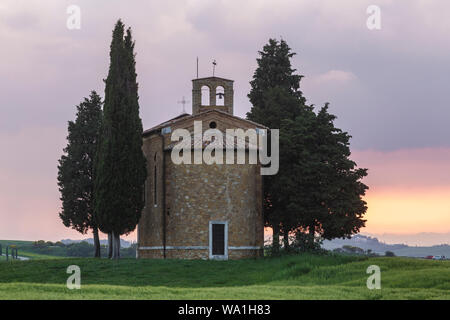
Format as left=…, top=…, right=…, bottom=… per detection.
left=308, top=224, right=315, bottom=250
left=107, top=232, right=113, bottom=259
left=116, top=233, right=120, bottom=258
left=111, top=231, right=121, bottom=259
left=272, top=222, right=280, bottom=255
left=283, top=226, right=289, bottom=252
left=111, top=232, right=116, bottom=259
left=93, top=227, right=101, bottom=258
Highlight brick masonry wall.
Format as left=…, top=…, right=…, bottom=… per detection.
left=139, top=248, right=263, bottom=260
left=139, top=249, right=208, bottom=259
left=138, top=111, right=264, bottom=260
left=165, top=159, right=263, bottom=247
left=137, top=134, right=164, bottom=258
left=192, top=77, right=234, bottom=115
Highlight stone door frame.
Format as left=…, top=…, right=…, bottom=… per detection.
left=209, top=220, right=228, bottom=260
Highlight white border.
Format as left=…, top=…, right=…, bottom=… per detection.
left=209, top=220, right=228, bottom=260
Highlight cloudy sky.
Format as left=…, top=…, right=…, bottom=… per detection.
left=1, top=0, right=449, bottom=244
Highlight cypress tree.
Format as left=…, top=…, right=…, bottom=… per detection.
left=247, top=38, right=307, bottom=253
left=94, top=20, right=147, bottom=259
left=57, top=91, right=103, bottom=257
left=281, top=105, right=368, bottom=250
left=248, top=38, right=368, bottom=253
left=247, top=38, right=305, bottom=128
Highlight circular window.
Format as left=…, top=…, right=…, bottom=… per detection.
left=209, top=121, right=217, bottom=129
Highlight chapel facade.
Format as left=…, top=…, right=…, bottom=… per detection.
left=137, top=76, right=265, bottom=260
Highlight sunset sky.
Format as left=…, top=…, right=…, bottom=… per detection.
left=1, top=0, right=449, bottom=244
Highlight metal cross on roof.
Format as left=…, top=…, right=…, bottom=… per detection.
left=177, top=96, right=190, bottom=114
left=212, top=59, right=217, bottom=77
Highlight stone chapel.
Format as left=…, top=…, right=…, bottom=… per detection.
left=137, top=76, right=265, bottom=260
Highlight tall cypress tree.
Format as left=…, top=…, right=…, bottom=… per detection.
left=94, top=20, right=147, bottom=259
left=58, top=91, right=103, bottom=257
left=247, top=38, right=307, bottom=253
left=248, top=38, right=368, bottom=253
left=247, top=38, right=305, bottom=128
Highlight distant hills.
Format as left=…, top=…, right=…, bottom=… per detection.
left=364, top=232, right=450, bottom=247
left=322, top=234, right=450, bottom=257
left=61, top=234, right=450, bottom=257
left=61, top=238, right=133, bottom=248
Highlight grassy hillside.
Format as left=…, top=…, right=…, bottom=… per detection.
left=0, top=253, right=448, bottom=299
left=0, top=239, right=135, bottom=260
left=0, top=240, right=61, bottom=260
left=0, top=240, right=33, bottom=246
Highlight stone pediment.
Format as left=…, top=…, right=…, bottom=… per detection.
left=143, top=109, right=267, bottom=138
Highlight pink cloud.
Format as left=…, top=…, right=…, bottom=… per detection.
left=310, top=70, right=357, bottom=85
left=352, top=147, right=450, bottom=190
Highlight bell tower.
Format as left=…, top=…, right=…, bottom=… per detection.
left=192, top=77, right=234, bottom=115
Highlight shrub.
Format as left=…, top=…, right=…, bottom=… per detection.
left=385, top=251, right=396, bottom=257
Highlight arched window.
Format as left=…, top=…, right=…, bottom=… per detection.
left=201, top=85, right=210, bottom=106
left=216, top=86, right=224, bottom=106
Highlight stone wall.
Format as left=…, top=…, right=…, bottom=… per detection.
left=138, top=110, right=265, bottom=260
left=192, top=77, right=234, bottom=115
left=138, top=154, right=264, bottom=260
left=139, top=249, right=208, bottom=260
left=139, top=248, right=263, bottom=260
left=166, top=158, right=263, bottom=246
left=137, top=134, right=164, bottom=258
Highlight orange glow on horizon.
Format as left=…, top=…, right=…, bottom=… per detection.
left=262, top=187, right=450, bottom=237
left=363, top=187, right=450, bottom=234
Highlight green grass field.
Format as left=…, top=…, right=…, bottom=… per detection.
left=0, top=253, right=448, bottom=300
left=0, top=240, right=60, bottom=260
